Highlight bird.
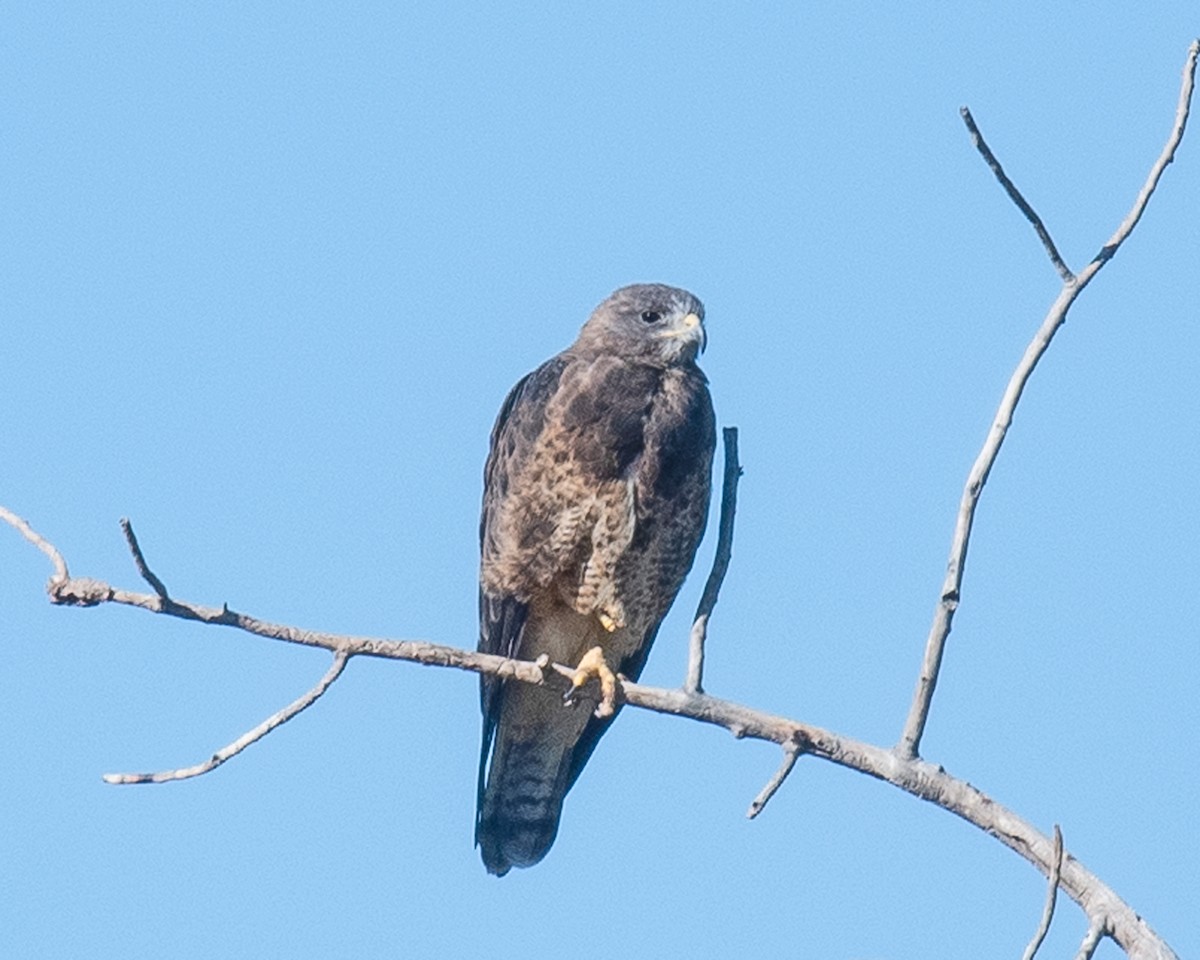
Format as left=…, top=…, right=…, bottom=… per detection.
left=476, top=282, right=716, bottom=876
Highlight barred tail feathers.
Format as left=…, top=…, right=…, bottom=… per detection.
left=476, top=679, right=592, bottom=876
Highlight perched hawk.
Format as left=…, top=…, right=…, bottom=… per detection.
left=476, top=283, right=716, bottom=876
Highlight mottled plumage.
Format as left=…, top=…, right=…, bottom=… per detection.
left=476, top=283, right=716, bottom=876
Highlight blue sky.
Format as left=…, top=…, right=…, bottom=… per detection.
left=3, top=4, right=1197, bottom=958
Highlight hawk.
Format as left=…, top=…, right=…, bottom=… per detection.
left=476, top=283, right=716, bottom=875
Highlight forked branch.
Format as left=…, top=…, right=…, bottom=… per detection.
left=899, top=39, right=1198, bottom=761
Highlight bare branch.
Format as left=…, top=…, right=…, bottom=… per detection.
left=1089, top=39, right=1199, bottom=270
left=686, top=426, right=742, bottom=694
left=684, top=615, right=709, bottom=694
left=960, top=106, right=1075, bottom=282
left=1, top=504, right=69, bottom=586
left=1076, top=916, right=1109, bottom=960
left=1, top=506, right=1177, bottom=960
left=120, top=517, right=170, bottom=599
left=899, top=42, right=1198, bottom=761
left=103, top=650, right=350, bottom=784
left=1022, top=824, right=1064, bottom=960
left=746, top=732, right=805, bottom=820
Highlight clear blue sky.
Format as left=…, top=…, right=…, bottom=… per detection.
left=3, top=4, right=1197, bottom=958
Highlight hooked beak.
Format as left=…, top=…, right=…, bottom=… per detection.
left=661, top=311, right=707, bottom=354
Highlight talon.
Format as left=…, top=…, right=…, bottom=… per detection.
left=562, top=645, right=619, bottom=718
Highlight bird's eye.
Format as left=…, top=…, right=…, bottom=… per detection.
left=640, top=310, right=662, bottom=324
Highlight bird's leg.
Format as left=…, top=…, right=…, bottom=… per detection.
left=595, top=595, right=626, bottom=634
left=563, top=645, right=619, bottom=718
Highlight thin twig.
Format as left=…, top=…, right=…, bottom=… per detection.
left=685, top=427, right=742, bottom=694
left=1022, top=824, right=1064, bottom=960
left=746, top=734, right=804, bottom=819
left=898, top=41, right=1198, bottom=761
left=960, top=107, right=1075, bottom=283
left=1075, top=916, right=1109, bottom=960
left=103, top=650, right=350, bottom=784
left=1090, top=39, right=1199, bottom=269
left=120, top=517, right=170, bottom=599
left=0, top=504, right=69, bottom=586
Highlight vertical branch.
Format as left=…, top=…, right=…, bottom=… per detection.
left=898, top=41, right=1198, bottom=759
left=685, top=427, right=742, bottom=694
left=899, top=261, right=1075, bottom=760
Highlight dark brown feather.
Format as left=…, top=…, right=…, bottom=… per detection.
left=475, top=356, right=565, bottom=847
left=475, top=284, right=715, bottom=875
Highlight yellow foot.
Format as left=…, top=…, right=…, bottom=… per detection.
left=563, top=645, right=619, bottom=718
left=597, top=611, right=620, bottom=633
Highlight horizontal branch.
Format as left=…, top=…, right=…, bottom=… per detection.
left=0, top=508, right=1170, bottom=960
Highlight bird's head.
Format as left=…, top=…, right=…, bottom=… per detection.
left=575, top=283, right=707, bottom=367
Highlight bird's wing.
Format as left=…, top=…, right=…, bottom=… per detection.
left=476, top=354, right=569, bottom=817
left=565, top=370, right=716, bottom=789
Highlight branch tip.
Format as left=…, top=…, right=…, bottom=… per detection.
left=104, top=650, right=350, bottom=784
left=746, top=738, right=803, bottom=819
left=1088, top=38, right=1197, bottom=269
left=960, top=106, right=1075, bottom=282
left=120, top=517, right=170, bottom=599
left=0, top=504, right=70, bottom=586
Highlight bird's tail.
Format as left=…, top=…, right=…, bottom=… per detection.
left=476, top=680, right=591, bottom=876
